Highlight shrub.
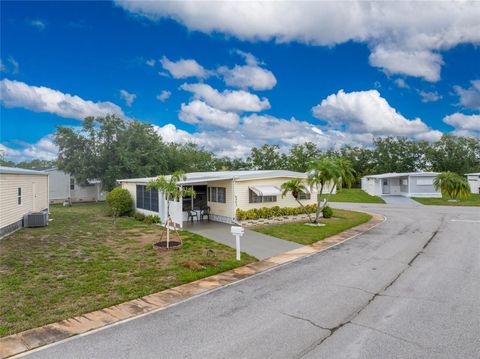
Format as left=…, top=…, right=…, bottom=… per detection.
left=322, top=205, right=333, bottom=218
left=134, top=212, right=146, bottom=222
left=236, top=204, right=318, bottom=221
left=106, top=187, right=133, bottom=216
left=144, top=214, right=161, bottom=224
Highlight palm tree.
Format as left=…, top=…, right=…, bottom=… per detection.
left=433, top=172, right=470, bottom=201
left=335, top=158, right=356, bottom=190
left=147, top=170, right=196, bottom=248
left=307, top=158, right=342, bottom=223
left=281, top=178, right=314, bottom=223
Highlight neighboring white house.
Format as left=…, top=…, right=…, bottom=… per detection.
left=118, top=170, right=335, bottom=228
left=465, top=172, right=480, bottom=194
left=44, top=168, right=106, bottom=203
left=361, top=172, right=441, bottom=198
left=0, top=166, right=49, bottom=237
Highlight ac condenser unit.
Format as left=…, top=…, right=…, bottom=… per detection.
left=23, top=211, right=49, bottom=228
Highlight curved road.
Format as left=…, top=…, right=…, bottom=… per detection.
left=21, top=203, right=480, bottom=359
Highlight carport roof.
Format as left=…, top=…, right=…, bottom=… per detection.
left=0, top=166, right=49, bottom=176
left=364, top=172, right=438, bottom=179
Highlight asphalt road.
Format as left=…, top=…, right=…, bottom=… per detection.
left=21, top=203, right=480, bottom=359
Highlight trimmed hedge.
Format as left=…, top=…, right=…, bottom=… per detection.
left=236, top=204, right=317, bottom=221
left=322, top=205, right=333, bottom=218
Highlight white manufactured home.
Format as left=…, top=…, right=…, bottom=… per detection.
left=119, top=170, right=334, bottom=228
left=0, top=166, right=49, bottom=237
left=465, top=172, right=480, bottom=194
left=361, top=172, right=441, bottom=198
left=44, top=168, right=106, bottom=203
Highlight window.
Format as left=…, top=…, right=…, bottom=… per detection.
left=17, top=187, right=22, bottom=205
left=208, top=187, right=226, bottom=203
left=249, top=189, right=277, bottom=203
left=402, top=179, right=408, bottom=186
left=417, top=178, right=433, bottom=186
left=298, top=191, right=311, bottom=200
left=70, top=178, right=75, bottom=190
left=136, top=185, right=159, bottom=212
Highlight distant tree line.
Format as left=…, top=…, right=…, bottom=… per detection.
left=2, top=115, right=479, bottom=191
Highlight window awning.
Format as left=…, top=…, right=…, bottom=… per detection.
left=249, top=185, right=281, bottom=196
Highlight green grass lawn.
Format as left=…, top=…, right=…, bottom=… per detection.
left=412, top=193, right=480, bottom=206
left=253, top=209, right=372, bottom=245
left=0, top=203, right=256, bottom=337
left=321, top=188, right=385, bottom=204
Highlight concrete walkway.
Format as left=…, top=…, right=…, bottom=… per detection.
left=381, top=195, right=423, bottom=206
left=183, top=220, right=302, bottom=259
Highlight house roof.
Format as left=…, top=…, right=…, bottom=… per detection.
left=465, top=172, right=480, bottom=176
left=118, top=170, right=307, bottom=185
left=0, top=166, right=49, bottom=176
left=363, top=172, right=438, bottom=179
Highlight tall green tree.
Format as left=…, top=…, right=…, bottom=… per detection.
left=371, top=137, right=428, bottom=173
left=248, top=144, right=287, bottom=170
left=426, top=135, right=480, bottom=175
left=286, top=142, right=322, bottom=172
left=56, top=115, right=168, bottom=190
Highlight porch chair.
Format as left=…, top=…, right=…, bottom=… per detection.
left=188, top=210, right=199, bottom=222
left=200, top=207, right=210, bottom=221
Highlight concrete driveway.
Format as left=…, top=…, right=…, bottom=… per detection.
left=183, top=220, right=302, bottom=259
left=23, top=203, right=480, bottom=359
left=381, top=195, right=423, bottom=206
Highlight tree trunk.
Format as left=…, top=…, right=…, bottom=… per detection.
left=296, top=199, right=314, bottom=223
left=315, top=185, right=324, bottom=223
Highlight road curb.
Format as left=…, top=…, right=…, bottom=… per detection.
left=1, top=212, right=385, bottom=358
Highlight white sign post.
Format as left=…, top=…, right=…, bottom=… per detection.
left=230, top=226, right=245, bottom=261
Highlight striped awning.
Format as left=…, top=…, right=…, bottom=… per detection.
left=249, top=185, right=281, bottom=196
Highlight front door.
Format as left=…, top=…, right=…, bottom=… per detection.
left=382, top=179, right=390, bottom=194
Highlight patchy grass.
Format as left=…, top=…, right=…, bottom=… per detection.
left=321, top=188, right=385, bottom=204
left=412, top=194, right=480, bottom=206
left=253, top=209, right=371, bottom=245
left=0, top=203, right=255, bottom=336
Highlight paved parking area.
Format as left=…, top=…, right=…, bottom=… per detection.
left=183, top=220, right=302, bottom=259
left=381, top=195, right=422, bottom=206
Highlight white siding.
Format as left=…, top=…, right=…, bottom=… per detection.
left=47, top=169, right=105, bottom=202
left=0, top=173, right=49, bottom=229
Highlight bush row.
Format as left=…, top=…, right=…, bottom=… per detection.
left=236, top=204, right=318, bottom=221
left=134, top=212, right=161, bottom=224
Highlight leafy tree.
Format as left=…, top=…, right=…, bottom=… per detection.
left=147, top=171, right=195, bottom=248
left=433, top=172, right=471, bottom=200
left=371, top=137, right=428, bottom=173
left=280, top=178, right=314, bottom=222
left=427, top=135, right=480, bottom=175
left=248, top=144, right=286, bottom=170
left=56, top=115, right=168, bottom=190
left=286, top=142, right=322, bottom=172
left=307, top=158, right=341, bottom=223
left=338, top=145, right=374, bottom=183
left=164, top=143, right=216, bottom=173
left=214, top=156, right=250, bottom=171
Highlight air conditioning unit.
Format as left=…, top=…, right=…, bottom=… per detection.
left=24, top=211, right=49, bottom=228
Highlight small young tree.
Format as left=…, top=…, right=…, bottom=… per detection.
left=280, top=178, right=314, bottom=223
left=147, top=171, right=195, bottom=248
left=307, top=158, right=341, bottom=223
left=433, top=172, right=470, bottom=201
left=106, top=187, right=133, bottom=225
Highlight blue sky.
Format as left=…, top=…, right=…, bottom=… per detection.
left=1, top=1, right=479, bottom=161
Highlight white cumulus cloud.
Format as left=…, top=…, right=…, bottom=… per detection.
left=116, top=1, right=480, bottom=82
left=1, top=135, right=58, bottom=162
left=156, top=90, right=171, bottom=102
left=443, top=113, right=480, bottom=137
left=179, top=100, right=240, bottom=129
left=312, top=89, right=433, bottom=137
left=0, top=79, right=125, bottom=120
left=160, top=56, right=210, bottom=79
left=453, top=80, right=480, bottom=110
left=119, top=89, right=136, bottom=107
left=180, top=83, right=270, bottom=112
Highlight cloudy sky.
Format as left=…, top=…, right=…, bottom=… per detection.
left=1, top=1, right=479, bottom=162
